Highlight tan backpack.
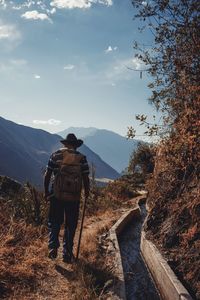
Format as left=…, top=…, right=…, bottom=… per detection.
left=53, top=149, right=84, bottom=201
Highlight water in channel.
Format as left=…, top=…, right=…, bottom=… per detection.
left=118, top=204, right=161, bottom=300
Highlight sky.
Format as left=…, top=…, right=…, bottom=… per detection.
left=0, top=0, right=159, bottom=139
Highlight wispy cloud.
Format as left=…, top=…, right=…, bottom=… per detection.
left=50, top=0, right=91, bottom=9
left=105, top=45, right=118, bottom=53
left=10, top=59, right=27, bottom=66
left=21, top=10, right=51, bottom=22
left=6, top=0, right=112, bottom=20
left=98, top=0, right=113, bottom=5
left=0, top=0, right=7, bottom=8
left=0, top=59, right=27, bottom=73
left=12, top=0, right=35, bottom=10
left=142, top=1, right=148, bottom=6
left=48, top=7, right=56, bottom=14
left=64, top=64, right=75, bottom=70
left=34, top=74, right=41, bottom=79
left=105, top=57, right=145, bottom=82
left=129, top=58, right=145, bottom=70
left=33, top=119, right=61, bottom=125
left=50, top=0, right=112, bottom=10
left=0, top=22, right=22, bottom=50
left=0, top=23, right=21, bottom=41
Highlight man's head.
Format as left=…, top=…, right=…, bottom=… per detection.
left=60, top=133, right=83, bottom=149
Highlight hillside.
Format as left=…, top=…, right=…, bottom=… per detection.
left=58, top=127, right=140, bottom=173
left=145, top=145, right=200, bottom=299
left=0, top=117, right=119, bottom=186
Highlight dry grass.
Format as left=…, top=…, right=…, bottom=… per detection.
left=0, top=195, right=121, bottom=300
left=0, top=175, right=137, bottom=299
left=145, top=146, right=200, bottom=299
left=0, top=201, right=48, bottom=299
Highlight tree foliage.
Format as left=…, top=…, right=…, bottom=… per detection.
left=128, top=142, right=156, bottom=179
left=130, top=2, right=200, bottom=297
left=131, top=0, right=200, bottom=168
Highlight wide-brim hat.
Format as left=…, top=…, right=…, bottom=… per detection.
left=60, top=133, right=83, bottom=148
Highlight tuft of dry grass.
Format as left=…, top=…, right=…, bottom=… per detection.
left=0, top=200, right=48, bottom=299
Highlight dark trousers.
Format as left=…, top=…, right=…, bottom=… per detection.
left=48, top=197, right=80, bottom=256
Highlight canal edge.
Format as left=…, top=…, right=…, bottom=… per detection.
left=109, top=196, right=143, bottom=299
left=109, top=194, right=193, bottom=300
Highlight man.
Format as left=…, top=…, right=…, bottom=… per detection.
left=44, top=133, right=90, bottom=263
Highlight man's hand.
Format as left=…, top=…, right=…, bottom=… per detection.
left=44, top=168, right=52, bottom=202
left=83, top=173, right=90, bottom=199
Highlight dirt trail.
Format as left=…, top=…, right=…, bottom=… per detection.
left=35, top=255, right=73, bottom=300
left=20, top=211, right=118, bottom=300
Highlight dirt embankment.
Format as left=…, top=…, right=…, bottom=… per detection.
left=144, top=148, right=200, bottom=299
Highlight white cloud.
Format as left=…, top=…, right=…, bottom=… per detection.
left=96, top=0, right=112, bottom=5
left=33, top=119, right=61, bottom=125
left=50, top=0, right=112, bottom=9
left=34, top=74, right=41, bottom=79
left=130, top=57, right=145, bottom=70
left=50, top=0, right=91, bottom=9
left=0, top=59, right=27, bottom=73
left=0, top=0, right=7, bottom=8
left=105, top=57, right=145, bottom=82
left=50, top=7, right=56, bottom=14
left=105, top=46, right=112, bottom=53
left=21, top=10, right=51, bottom=21
left=105, top=45, right=118, bottom=53
left=0, top=23, right=21, bottom=41
left=64, top=64, right=75, bottom=70
left=12, top=0, right=36, bottom=10
left=142, top=1, right=148, bottom=6
left=10, top=59, right=27, bottom=66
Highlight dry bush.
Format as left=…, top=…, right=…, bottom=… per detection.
left=84, top=175, right=140, bottom=217
left=0, top=200, right=48, bottom=299
left=128, top=143, right=156, bottom=179
left=145, top=141, right=200, bottom=299
left=0, top=176, right=48, bottom=225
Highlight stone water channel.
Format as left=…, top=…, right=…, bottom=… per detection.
left=118, top=203, right=161, bottom=300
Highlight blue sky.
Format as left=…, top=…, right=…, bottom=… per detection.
left=0, top=0, right=158, bottom=138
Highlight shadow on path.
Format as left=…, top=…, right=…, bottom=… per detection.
left=55, top=264, right=75, bottom=280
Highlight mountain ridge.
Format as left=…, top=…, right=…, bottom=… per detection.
left=0, top=117, right=119, bottom=186
left=58, top=127, right=141, bottom=173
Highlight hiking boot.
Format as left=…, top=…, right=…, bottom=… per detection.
left=62, top=253, right=72, bottom=263
left=63, top=252, right=75, bottom=263
left=48, top=248, right=58, bottom=259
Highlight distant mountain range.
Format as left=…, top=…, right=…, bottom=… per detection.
left=58, top=127, right=140, bottom=173
left=0, top=117, right=119, bottom=187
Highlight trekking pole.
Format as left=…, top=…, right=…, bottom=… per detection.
left=76, top=196, right=87, bottom=261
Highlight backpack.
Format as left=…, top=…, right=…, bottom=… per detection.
left=53, top=149, right=84, bottom=201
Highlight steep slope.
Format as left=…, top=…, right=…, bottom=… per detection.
left=58, top=127, right=140, bottom=173
left=0, top=117, right=119, bottom=186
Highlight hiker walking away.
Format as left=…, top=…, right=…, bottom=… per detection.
left=44, top=133, right=90, bottom=262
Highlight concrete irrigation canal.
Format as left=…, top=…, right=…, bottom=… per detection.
left=118, top=203, right=160, bottom=300
left=109, top=196, right=193, bottom=300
